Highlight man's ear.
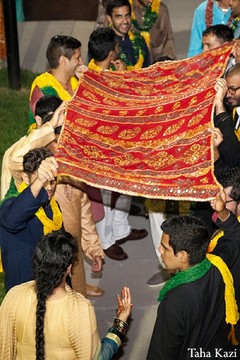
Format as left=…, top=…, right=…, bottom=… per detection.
left=178, top=250, right=188, bottom=264
left=22, top=172, right=30, bottom=185
left=34, top=115, right=42, bottom=128
left=237, top=202, right=240, bottom=217
left=107, top=15, right=112, bottom=26
left=108, top=49, right=115, bottom=60
left=59, top=54, right=68, bottom=66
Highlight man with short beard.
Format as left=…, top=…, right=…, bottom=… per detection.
left=214, top=64, right=240, bottom=170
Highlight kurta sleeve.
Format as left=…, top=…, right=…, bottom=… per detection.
left=0, top=187, right=48, bottom=232
left=7, top=123, right=56, bottom=189
left=80, top=190, right=104, bottom=260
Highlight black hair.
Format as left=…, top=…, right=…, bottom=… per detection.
left=32, top=231, right=78, bottom=360
left=216, top=167, right=240, bottom=201
left=106, top=0, right=131, bottom=16
left=225, top=63, right=240, bottom=78
left=88, top=27, right=117, bottom=62
left=46, top=35, right=81, bottom=68
left=23, top=147, right=53, bottom=174
left=202, top=24, right=234, bottom=43
left=161, top=215, right=210, bottom=266
left=35, top=95, right=62, bottom=121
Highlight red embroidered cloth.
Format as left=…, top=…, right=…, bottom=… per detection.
left=56, top=43, right=234, bottom=201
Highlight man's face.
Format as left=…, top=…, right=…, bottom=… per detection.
left=224, top=186, right=240, bottom=215
left=107, top=6, right=131, bottom=37
left=159, top=233, right=182, bottom=270
left=137, top=0, right=153, bottom=7
left=230, top=0, right=240, bottom=17
left=66, top=48, right=83, bottom=76
left=225, top=73, right=240, bottom=107
left=29, top=170, right=57, bottom=201
left=202, top=34, right=224, bottom=52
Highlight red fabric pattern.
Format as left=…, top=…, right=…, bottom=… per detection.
left=56, top=43, right=235, bottom=201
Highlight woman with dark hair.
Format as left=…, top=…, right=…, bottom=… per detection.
left=0, top=231, right=132, bottom=360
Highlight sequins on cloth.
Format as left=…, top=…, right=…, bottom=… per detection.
left=56, top=43, right=235, bottom=201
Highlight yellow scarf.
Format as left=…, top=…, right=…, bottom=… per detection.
left=0, top=252, right=3, bottom=273
left=207, top=253, right=239, bottom=345
left=232, top=108, right=240, bottom=141
left=30, top=72, right=79, bottom=101
left=19, top=181, right=62, bottom=235
left=129, top=0, right=161, bottom=48
left=207, top=216, right=240, bottom=345
left=88, top=58, right=114, bottom=72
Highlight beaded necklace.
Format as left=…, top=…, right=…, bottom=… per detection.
left=231, top=16, right=240, bottom=38
left=118, top=30, right=145, bottom=70
left=129, top=0, right=161, bottom=48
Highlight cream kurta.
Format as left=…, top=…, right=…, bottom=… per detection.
left=0, top=122, right=55, bottom=200
left=0, top=281, right=100, bottom=359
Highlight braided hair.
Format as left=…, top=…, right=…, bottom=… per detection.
left=32, top=231, right=78, bottom=360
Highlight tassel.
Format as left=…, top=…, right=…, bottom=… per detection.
left=228, top=324, right=239, bottom=346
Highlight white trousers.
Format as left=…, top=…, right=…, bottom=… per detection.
left=148, top=211, right=166, bottom=268
left=96, top=190, right=131, bottom=249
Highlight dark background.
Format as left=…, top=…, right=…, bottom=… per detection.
left=23, top=0, right=99, bottom=21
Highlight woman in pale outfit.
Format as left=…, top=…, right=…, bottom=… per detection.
left=0, top=231, right=132, bottom=359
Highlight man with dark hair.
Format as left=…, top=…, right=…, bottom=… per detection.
left=214, top=64, right=240, bottom=170
left=147, top=190, right=240, bottom=359
left=29, top=35, right=83, bottom=125
left=202, top=24, right=234, bottom=52
left=105, top=0, right=151, bottom=69
left=1, top=96, right=64, bottom=200
left=97, top=0, right=176, bottom=62
left=87, top=23, right=148, bottom=261
left=88, top=27, right=127, bottom=71
left=0, top=147, right=62, bottom=291
left=188, top=0, right=231, bottom=57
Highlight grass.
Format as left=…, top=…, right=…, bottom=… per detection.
left=0, top=67, right=38, bottom=304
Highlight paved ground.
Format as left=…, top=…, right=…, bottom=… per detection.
left=16, top=2, right=204, bottom=358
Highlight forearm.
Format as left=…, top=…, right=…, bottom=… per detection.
left=0, top=187, right=47, bottom=230
left=80, top=191, right=104, bottom=259
left=8, top=124, right=55, bottom=184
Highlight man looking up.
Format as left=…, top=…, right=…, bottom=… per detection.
left=0, top=147, right=62, bottom=291
left=106, top=0, right=151, bottom=69
left=214, top=65, right=240, bottom=169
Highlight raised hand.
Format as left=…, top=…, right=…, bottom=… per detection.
left=116, top=286, right=132, bottom=323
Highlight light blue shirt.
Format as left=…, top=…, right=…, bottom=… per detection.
left=188, top=0, right=231, bottom=57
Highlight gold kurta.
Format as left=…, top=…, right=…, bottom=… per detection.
left=0, top=281, right=100, bottom=359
